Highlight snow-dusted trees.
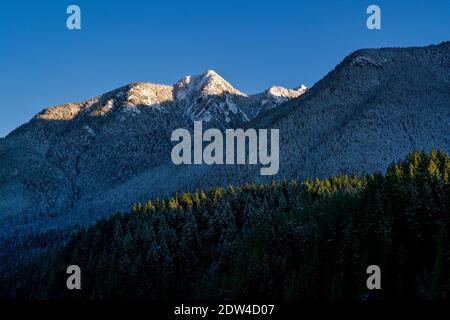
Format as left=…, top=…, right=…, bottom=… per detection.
left=10, top=150, right=449, bottom=300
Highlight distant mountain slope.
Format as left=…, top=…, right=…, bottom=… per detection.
left=1, top=42, right=449, bottom=262
left=253, top=41, right=450, bottom=180
left=0, top=70, right=305, bottom=241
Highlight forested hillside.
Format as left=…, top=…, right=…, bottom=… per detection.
left=15, top=150, right=450, bottom=300
left=1, top=43, right=449, bottom=281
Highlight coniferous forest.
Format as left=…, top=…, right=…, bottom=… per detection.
left=11, top=150, right=450, bottom=300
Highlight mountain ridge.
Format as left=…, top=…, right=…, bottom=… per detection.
left=15, top=70, right=306, bottom=130
left=0, top=69, right=307, bottom=241
left=0, top=42, right=449, bottom=267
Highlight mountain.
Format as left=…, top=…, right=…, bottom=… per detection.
left=1, top=42, right=449, bottom=269
left=174, top=69, right=249, bottom=124
left=253, top=42, right=450, bottom=180
left=174, top=70, right=306, bottom=124
left=0, top=70, right=305, bottom=242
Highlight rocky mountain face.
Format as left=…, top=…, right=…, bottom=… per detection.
left=0, top=42, right=449, bottom=266
left=0, top=70, right=306, bottom=240
left=173, top=70, right=306, bottom=124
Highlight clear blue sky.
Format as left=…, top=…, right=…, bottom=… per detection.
left=0, top=0, right=449, bottom=137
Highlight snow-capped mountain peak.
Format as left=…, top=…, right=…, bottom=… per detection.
left=35, top=82, right=174, bottom=122
left=242, top=84, right=308, bottom=118
left=174, top=70, right=246, bottom=101
left=174, top=70, right=248, bottom=124
left=33, top=70, right=304, bottom=127
left=266, top=85, right=307, bottom=98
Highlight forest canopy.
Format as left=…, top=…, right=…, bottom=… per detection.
left=12, top=150, right=450, bottom=300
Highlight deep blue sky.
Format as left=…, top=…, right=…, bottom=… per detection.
left=0, top=0, right=449, bottom=137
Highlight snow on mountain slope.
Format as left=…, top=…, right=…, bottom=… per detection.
left=32, top=70, right=302, bottom=127
left=253, top=41, right=450, bottom=180
left=247, top=85, right=307, bottom=118
left=2, top=42, right=449, bottom=264
left=174, top=70, right=245, bottom=99
left=174, top=70, right=250, bottom=123
left=0, top=70, right=303, bottom=240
